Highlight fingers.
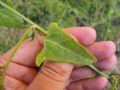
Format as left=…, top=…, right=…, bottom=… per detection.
left=3, top=36, right=44, bottom=67
left=70, top=67, right=94, bottom=81
left=6, top=62, right=37, bottom=84
left=67, top=77, right=108, bottom=90
left=71, top=55, right=117, bottom=82
left=4, top=75, right=27, bottom=90
left=0, top=56, right=37, bottom=85
left=87, top=41, right=116, bottom=71
left=64, top=27, right=96, bottom=46
left=87, top=41, right=116, bottom=60
left=0, top=57, right=37, bottom=84
left=26, top=62, right=73, bottom=90
left=71, top=41, right=116, bottom=82
left=95, top=55, right=117, bottom=71
left=1, top=27, right=97, bottom=90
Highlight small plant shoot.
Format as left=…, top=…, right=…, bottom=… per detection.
left=0, top=1, right=119, bottom=90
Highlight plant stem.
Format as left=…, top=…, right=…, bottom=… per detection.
left=0, top=1, right=47, bottom=35
left=89, top=65, right=110, bottom=79
left=0, top=26, right=33, bottom=87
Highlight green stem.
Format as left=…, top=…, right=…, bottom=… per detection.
left=0, top=26, right=33, bottom=87
left=89, top=65, right=110, bottom=79
left=0, top=1, right=47, bottom=35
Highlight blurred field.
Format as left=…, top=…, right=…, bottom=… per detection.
left=0, top=27, right=23, bottom=55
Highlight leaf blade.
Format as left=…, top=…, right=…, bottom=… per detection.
left=0, top=2, right=24, bottom=28
left=36, top=23, right=97, bottom=66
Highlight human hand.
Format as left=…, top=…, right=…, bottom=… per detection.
left=0, top=27, right=116, bottom=90
left=65, top=27, right=116, bottom=90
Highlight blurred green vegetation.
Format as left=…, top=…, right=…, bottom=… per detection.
left=0, top=0, right=120, bottom=54
left=0, top=27, right=23, bottom=54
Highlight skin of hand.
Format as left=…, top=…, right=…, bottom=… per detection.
left=0, top=27, right=117, bottom=90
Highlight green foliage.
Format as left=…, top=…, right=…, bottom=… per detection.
left=0, top=0, right=23, bottom=28
left=0, top=8, right=23, bottom=28
left=13, top=0, right=120, bottom=40
left=0, top=27, right=23, bottom=54
left=36, top=23, right=96, bottom=66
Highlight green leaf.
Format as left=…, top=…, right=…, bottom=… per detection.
left=36, top=23, right=97, bottom=66
left=0, top=2, right=24, bottom=28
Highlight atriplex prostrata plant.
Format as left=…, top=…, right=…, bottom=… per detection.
left=0, top=1, right=120, bottom=90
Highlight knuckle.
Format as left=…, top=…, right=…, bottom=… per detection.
left=40, top=62, right=72, bottom=82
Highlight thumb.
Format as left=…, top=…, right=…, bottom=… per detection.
left=26, top=62, right=73, bottom=90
